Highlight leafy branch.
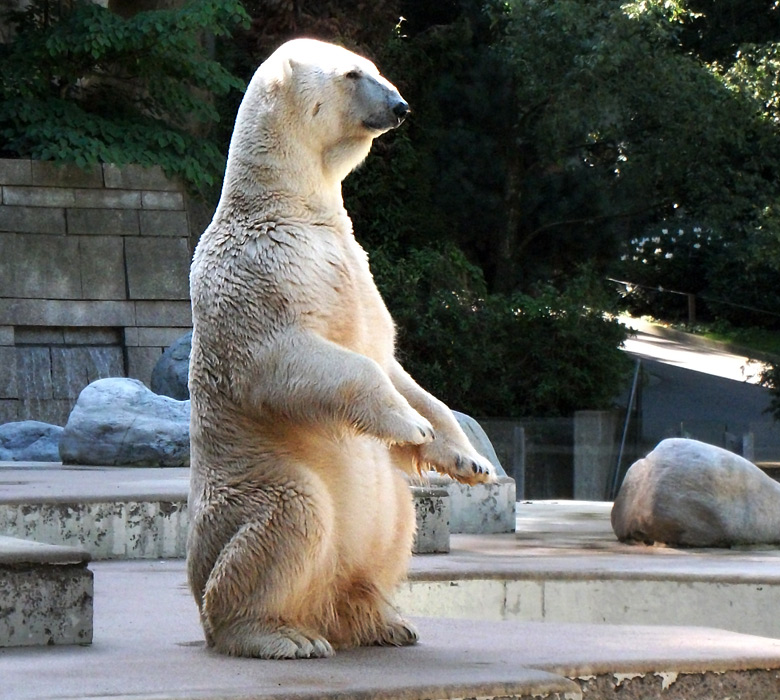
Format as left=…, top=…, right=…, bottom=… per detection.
left=0, top=0, right=250, bottom=192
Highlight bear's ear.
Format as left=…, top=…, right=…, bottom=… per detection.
left=283, top=57, right=300, bottom=80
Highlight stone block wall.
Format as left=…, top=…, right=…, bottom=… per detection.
left=0, top=159, right=195, bottom=425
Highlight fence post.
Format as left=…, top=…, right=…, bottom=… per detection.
left=687, top=293, right=696, bottom=325
left=574, top=410, right=619, bottom=501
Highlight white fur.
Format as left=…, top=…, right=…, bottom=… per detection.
left=187, top=38, right=494, bottom=659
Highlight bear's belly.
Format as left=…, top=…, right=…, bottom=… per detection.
left=264, top=423, right=412, bottom=570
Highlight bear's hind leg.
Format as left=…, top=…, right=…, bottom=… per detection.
left=197, top=479, right=337, bottom=659
left=329, top=578, right=418, bottom=650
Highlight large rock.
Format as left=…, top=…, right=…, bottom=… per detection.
left=60, top=378, right=190, bottom=467
left=150, top=331, right=191, bottom=400
left=0, top=421, right=63, bottom=462
left=612, top=437, right=780, bottom=547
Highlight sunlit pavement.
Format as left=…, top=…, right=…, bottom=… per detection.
left=620, top=316, right=767, bottom=384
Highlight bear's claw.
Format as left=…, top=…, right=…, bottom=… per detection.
left=375, top=618, right=419, bottom=647
left=422, top=441, right=496, bottom=485
left=219, top=625, right=335, bottom=659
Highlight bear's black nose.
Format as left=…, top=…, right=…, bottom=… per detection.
left=392, top=100, right=410, bottom=121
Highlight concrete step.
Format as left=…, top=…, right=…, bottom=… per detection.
left=2, top=560, right=780, bottom=700
left=0, top=536, right=92, bottom=647
left=5, top=466, right=780, bottom=641
left=0, top=465, right=513, bottom=559
left=401, top=501, right=780, bottom=640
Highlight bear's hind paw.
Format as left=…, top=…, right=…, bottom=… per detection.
left=218, top=625, right=334, bottom=659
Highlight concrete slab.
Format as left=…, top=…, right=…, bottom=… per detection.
left=401, top=501, right=780, bottom=639
left=3, top=559, right=780, bottom=699
left=0, top=536, right=92, bottom=647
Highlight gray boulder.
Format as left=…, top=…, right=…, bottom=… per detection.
left=0, top=421, right=63, bottom=462
left=151, top=331, right=191, bottom=400
left=60, top=378, right=190, bottom=467
left=612, top=437, right=780, bottom=547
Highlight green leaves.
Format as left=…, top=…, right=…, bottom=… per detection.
left=0, top=0, right=250, bottom=192
left=369, top=245, right=630, bottom=418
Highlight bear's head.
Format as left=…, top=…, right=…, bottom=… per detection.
left=229, top=38, right=409, bottom=191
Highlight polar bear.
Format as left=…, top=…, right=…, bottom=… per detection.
left=187, top=38, right=495, bottom=660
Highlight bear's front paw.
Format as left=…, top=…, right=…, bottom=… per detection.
left=419, top=439, right=496, bottom=486
left=369, top=404, right=435, bottom=447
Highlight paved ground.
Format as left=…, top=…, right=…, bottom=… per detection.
left=5, top=494, right=780, bottom=698
left=5, top=563, right=780, bottom=700
left=621, top=316, right=769, bottom=384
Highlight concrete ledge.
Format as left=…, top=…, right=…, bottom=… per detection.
left=0, top=535, right=90, bottom=566
left=411, top=485, right=450, bottom=554
left=4, top=559, right=780, bottom=699
left=398, top=501, right=780, bottom=639
left=0, top=536, right=92, bottom=647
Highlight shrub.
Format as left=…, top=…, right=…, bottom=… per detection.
left=370, top=245, right=632, bottom=418
left=0, top=0, right=250, bottom=192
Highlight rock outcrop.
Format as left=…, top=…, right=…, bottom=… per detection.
left=150, top=331, right=191, bottom=400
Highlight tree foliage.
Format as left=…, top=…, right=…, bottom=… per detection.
left=370, top=245, right=631, bottom=418
left=0, top=0, right=250, bottom=191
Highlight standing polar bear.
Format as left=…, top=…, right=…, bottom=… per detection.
left=187, top=38, right=495, bottom=660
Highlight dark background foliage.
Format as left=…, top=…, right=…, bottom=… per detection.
left=6, top=0, right=780, bottom=417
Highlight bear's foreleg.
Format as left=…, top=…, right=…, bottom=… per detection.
left=242, top=330, right=435, bottom=447
left=388, top=360, right=496, bottom=485
left=189, top=475, right=337, bottom=659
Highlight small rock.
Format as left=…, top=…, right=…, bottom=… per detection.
left=0, top=421, right=63, bottom=462
left=60, top=378, right=190, bottom=467
left=151, top=331, right=192, bottom=400
left=430, top=474, right=516, bottom=534
left=430, top=412, right=515, bottom=533
left=612, top=437, right=780, bottom=547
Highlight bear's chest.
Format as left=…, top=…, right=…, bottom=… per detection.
left=216, top=223, right=395, bottom=364
left=303, top=233, right=395, bottom=360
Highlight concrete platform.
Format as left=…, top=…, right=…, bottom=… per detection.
left=2, top=558, right=780, bottom=699
left=4, top=464, right=780, bottom=696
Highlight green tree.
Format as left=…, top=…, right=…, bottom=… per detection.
left=369, top=245, right=631, bottom=418
left=0, top=0, right=250, bottom=191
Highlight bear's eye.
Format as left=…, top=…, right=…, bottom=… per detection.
left=345, top=70, right=361, bottom=80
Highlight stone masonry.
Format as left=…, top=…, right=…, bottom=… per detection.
left=0, top=159, right=194, bottom=425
